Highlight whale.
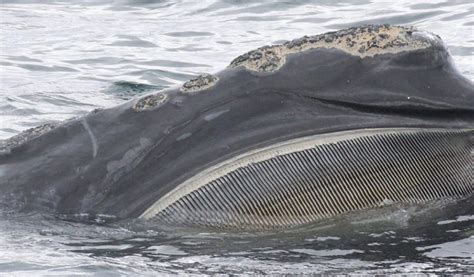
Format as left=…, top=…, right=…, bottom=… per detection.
left=0, top=25, right=472, bottom=229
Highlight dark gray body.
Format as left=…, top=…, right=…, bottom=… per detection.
left=0, top=26, right=473, bottom=227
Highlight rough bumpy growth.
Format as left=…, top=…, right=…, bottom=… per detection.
left=229, top=25, right=437, bottom=72
left=0, top=123, right=58, bottom=154
left=133, top=93, right=168, bottom=112
left=181, top=73, right=219, bottom=93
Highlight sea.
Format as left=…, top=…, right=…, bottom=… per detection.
left=0, top=0, right=473, bottom=275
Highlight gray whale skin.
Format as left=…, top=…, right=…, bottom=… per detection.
left=0, top=25, right=472, bottom=229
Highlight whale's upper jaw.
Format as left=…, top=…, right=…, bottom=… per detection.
left=228, top=24, right=445, bottom=72
left=0, top=25, right=458, bottom=156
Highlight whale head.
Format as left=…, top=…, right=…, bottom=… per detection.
left=0, top=25, right=472, bottom=229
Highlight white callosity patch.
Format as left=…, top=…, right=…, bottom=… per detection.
left=229, top=25, right=438, bottom=72
left=181, top=73, right=219, bottom=93
left=0, top=123, right=58, bottom=154
left=133, top=92, right=168, bottom=112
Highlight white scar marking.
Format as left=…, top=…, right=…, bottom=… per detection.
left=81, top=119, right=98, bottom=158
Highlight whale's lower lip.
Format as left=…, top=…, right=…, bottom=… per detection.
left=140, top=128, right=473, bottom=229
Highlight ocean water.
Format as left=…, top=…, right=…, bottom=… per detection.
left=0, top=0, right=473, bottom=275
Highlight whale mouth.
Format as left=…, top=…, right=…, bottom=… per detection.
left=140, top=128, right=473, bottom=229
